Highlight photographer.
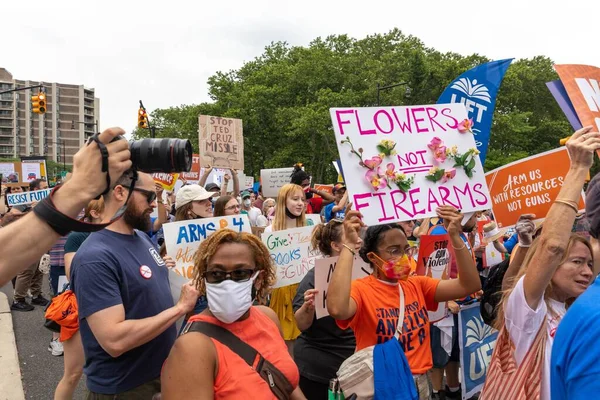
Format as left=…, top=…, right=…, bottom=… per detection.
left=0, top=127, right=132, bottom=286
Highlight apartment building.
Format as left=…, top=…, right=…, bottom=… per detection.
left=0, top=68, right=100, bottom=166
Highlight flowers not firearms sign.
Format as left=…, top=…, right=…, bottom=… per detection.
left=331, top=104, right=492, bottom=226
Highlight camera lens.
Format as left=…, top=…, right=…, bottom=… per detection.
left=129, top=138, right=192, bottom=173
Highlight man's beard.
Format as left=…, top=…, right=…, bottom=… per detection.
left=123, top=201, right=152, bottom=232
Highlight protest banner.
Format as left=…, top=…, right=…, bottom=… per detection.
left=314, top=255, right=371, bottom=319
left=554, top=64, right=600, bottom=132
left=262, top=225, right=319, bottom=288
left=313, top=184, right=333, bottom=198
left=437, top=59, right=513, bottom=164
left=416, top=234, right=451, bottom=322
left=546, top=80, right=583, bottom=131
left=260, top=167, right=295, bottom=198
left=152, top=173, right=179, bottom=191
left=0, top=159, right=47, bottom=186
left=163, top=215, right=252, bottom=279
left=458, top=302, right=498, bottom=399
left=181, top=154, right=200, bottom=183
left=331, top=103, right=492, bottom=227
left=244, top=176, right=254, bottom=189
left=6, top=188, right=51, bottom=206
left=199, top=115, right=244, bottom=170
left=485, top=147, right=584, bottom=228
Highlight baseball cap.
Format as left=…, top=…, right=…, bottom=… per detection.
left=205, top=183, right=220, bottom=192
left=586, top=173, right=600, bottom=238
left=175, top=184, right=216, bottom=210
left=333, top=184, right=346, bottom=193
left=241, top=190, right=252, bottom=199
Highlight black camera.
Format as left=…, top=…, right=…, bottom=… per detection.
left=124, top=138, right=193, bottom=173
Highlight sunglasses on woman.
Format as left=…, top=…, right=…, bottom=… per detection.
left=203, top=269, right=255, bottom=284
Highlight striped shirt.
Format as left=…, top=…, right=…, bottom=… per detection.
left=49, top=235, right=68, bottom=267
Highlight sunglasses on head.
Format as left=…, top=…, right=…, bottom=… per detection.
left=127, top=187, right=157, bottom=204
left=203, top=269, right=255, bottom=284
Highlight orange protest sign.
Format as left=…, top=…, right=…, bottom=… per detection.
left=312, top=184, right=333, bottom=198
left=152, top=173, right=179, bottom=191
left=181, top=154, right=200, bottom=182
left=554, top=64, right=600, bottom=132
left=485, top=148, right=584, bottom=228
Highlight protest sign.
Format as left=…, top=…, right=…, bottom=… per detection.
left=262, top=225, right=319, bottom=288
left=554, top=64, right=600, bottom=132
left=0, top=159, right=46, bottom=185
left=314, top=255, right=371, bottom=319
left=546, top=80, right=583, bottom=131
left=260, top=167, right=295, bottom=198
left=437, top=59, right=513, bottom=164
left=485, top=147, right=584, bottom=228
left=458, top=302, right=498, bottom=399
left=313, top=184, right=333, bottom=198
left=6, top=188, right=51, bottom=206
left=199, top=168, right=244, bottom=192
left=416, top=234, right=451, bottom=322
left=181, top=154, right=201, bottom=183
left=152, top=173, right=179, bottom=191
left=0, top=163, right=19, bottom=183
left=199, top=115, right=244, bottom=170
left=305, top=214, right=322, bottom=226
left=243, top=176, right=254, bottom=189
left=163, top=215, right=252, bottom=279
left=331, top=103, right=492, bottom=227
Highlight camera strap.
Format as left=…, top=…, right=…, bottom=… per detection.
left=87, top=133, right=111, bottom=197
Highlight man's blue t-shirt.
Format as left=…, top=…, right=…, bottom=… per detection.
left=71, top=229, right=176, bottom=394
left=551, top=276, right=600, bottom=400
left=324, top=202, right=345, bottom=222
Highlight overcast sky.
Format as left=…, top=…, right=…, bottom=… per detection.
left=3, top=0, right=598, bottom=135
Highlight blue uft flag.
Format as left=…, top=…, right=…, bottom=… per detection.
left=437, top=59, right=512, bottom=164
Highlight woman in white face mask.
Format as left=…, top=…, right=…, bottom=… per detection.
left=161, top=230, right=306, bottom=399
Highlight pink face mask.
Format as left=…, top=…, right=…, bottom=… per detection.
left=368, top=252, right=411, bottom=280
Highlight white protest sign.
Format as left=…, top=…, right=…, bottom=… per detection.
left=244, top=176, right=255, bottom=189
left=163, top=214, right=252, bottom=279
left=306, top=214, right=322, bottom=226
left=262, top=225, right=319, bottom=288
left=330, top=103, right=492, bottom=226
left=200, top=168, right=244, bottom=192
left=6, top=188, right=51, bottom=206
left=260, top=168, right=294, bottom=198
left=314, top=255, right=371, bottom=319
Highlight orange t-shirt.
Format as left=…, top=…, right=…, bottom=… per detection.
left=337, top=275, right=440, bottom=374
left=189, top=308, right=299, bottom=399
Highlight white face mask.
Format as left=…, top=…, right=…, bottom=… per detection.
left=205, top=272, right=258, bottom=324
left=243, top=199, right=251, bottom=207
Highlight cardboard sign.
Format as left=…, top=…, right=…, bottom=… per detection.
left=0, top=160, right=46, bottom=185
left=163, top=215, right=252, bottom=279
left=181, top=154, right=201, bottom=182
left=416, top=234, right=451, bottom=322
left=152, top=173, right=179, bottom=191
left=331, top=103, right=492, bottom=227
left=485, top=147, right=584, bottom=229
left=458, top=302, right=498, bottom=399
left=6, top=188, right=51, bottom=206
left=554, top=64, right=600, bottom=132
left=314, top=255, right=371, bottom=319
left=199, top=115, right=244, bottom=170
left=262, top=225, right=319, bottom=288
left=260, top=167, right=295, bottom=198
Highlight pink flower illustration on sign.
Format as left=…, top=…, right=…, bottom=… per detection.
left=366, top=168, right=387, bottom=191
left=441, top=168, right=456, bottom=183
left=363, top=156, right=383, bottom=170
left=457, top=118, right=474, bottom=133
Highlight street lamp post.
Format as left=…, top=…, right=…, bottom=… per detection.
left=376, top=82, right=409, bottom=106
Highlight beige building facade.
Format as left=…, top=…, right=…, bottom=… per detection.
left=0, top=68, right=99, bottom=166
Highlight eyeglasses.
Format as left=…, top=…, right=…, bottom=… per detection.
left=203, top=269, right=255, bottom=284
left=128, top=187, right=157, bottom=204
left=225, top=204, right=241, bottom=211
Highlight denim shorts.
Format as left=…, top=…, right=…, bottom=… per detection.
left=430, top=314, right=460, bottom=368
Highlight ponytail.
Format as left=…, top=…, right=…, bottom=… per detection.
left=311, top=220, right=344, bottom=257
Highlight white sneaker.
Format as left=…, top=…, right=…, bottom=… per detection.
left=48, top=339, right=64, bottom=356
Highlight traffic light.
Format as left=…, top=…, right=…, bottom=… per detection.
left=138, top=108, right=148, bottom=129
left=31, top=92, right=46, bottom=114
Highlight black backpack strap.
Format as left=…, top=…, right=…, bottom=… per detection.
left=182, top=320, right=258, bottom=367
